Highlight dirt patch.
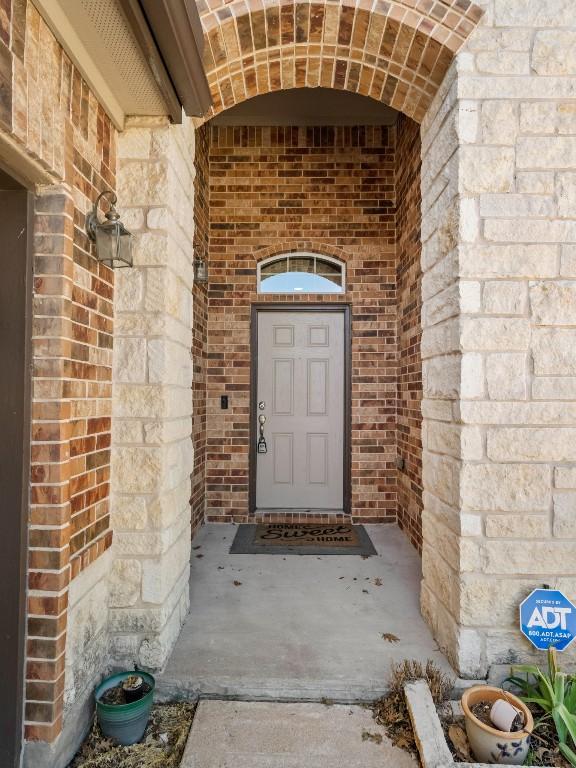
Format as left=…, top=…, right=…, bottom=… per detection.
left=99, top=679, right=152, bottom=706
left=68, top=701, right=196, bottom=768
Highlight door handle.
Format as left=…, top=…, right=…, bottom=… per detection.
left=257, top=413, right=267, bottom=454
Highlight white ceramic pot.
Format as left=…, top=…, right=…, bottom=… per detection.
left=461, top=686, right=533, bottom=765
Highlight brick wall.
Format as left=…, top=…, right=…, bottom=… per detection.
left=0, top=0, right=117, bottom=745
left=191, top=124, right=209, bottom=536
left=204, top=123, right=422, bottom=525
left=198, top=0, right=484, bottom=124
left=396, top=115, right=423, bottom=551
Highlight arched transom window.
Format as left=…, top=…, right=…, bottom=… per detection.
left=257, top=252, right=345, bottom=294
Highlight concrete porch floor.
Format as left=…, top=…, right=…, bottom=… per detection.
left=156, top=524, right=453, bottom=703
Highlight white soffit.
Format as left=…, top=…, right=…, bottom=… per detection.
left=32, top=0, right=169, bottom=129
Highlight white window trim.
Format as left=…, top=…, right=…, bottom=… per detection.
left=257, top=251, right=346, bottom=294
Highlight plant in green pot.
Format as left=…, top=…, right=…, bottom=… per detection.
left=95, top=669, right=155, bottom=746
left=506, top=647, right=576, bottom=766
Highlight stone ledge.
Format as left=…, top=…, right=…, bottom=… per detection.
left=405, top=680, right=553, bottom=768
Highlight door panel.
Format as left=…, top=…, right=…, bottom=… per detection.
left=256, top=311, right=344, bottom=510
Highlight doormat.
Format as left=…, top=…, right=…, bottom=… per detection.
left=230, top=524, right=377, bottom=556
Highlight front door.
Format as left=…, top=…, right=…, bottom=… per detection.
left=255, top=310, right=345, bottom=511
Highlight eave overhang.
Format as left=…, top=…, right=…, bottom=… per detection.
left=32, top=0, right=211, bottom=129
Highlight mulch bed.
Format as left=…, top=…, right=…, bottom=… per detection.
left=68, top=701, right=196, bottom=768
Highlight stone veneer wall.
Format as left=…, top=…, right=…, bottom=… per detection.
left=206, top=124, right=399, bottom=523
left=396, top=114, right=423, bottom=552
left=420, top=0, right=576, bottom=677
left=110, top=116, right=196, bottom=673
left=0, top=1, right=118, bottom=755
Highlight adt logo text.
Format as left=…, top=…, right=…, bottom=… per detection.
left=520, top=589, right=576, bottom=652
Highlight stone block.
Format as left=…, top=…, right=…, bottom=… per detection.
left=459, top=244, right=558, bottom=279
left=461, top=400, right=576, bottom=426
left=485, top=219, right=576, bottom=244
left=486, top=353, right=527, bottom=400
left=485, top=540, right=576, bottom=574
left=461, top=353, right=484, bottom=399
left=112, top=495, right=148, bottom=530
left=108, top=559, right=142, bottom=607
left=530, top=281, right=576, bottom=325
left=558, top=173, right=576, bottom=219
left=479, top=194, right=554, bottom=219
left=457, top=101, right=479, bottom=143
left=519, top=102, right=558, bottom=135
left=460, top=146, right=515, bottom=194
left=483, top=281, right=528, bottom=315
left=516, top=172, right=555, bottom=195
left=115, top=269, right=144, bottom=312
left=481, top=101, right=518, bottom=146
left=517, top=137, right=576, bottom=170
left=141, top=534, right=191, bottom=604
left=532, top=30, right=576, bottom=75
left=460, top=317, right=530, bottom=351
left=117, top=159, right=167, bottom=206
left=423, top=355, right=461, bottom=400
left=422, top=450, right=459, bottom=507
left=487, top=428, right=576, bottom=462
left=114, top=337, right=147, bottom=383
left=476, top=51, right=529, bottom=75
left=117, top=128, right=152, bottom=159
left=553, top=492, right=576, bottom=537
left=460, top=575, right=538, bottom=626
left=460, top=463, right=550, bottom=512
left=113, top=446, right=163, bottom=493
left=495, top=0, right=575, bottom=27
left=112, top=419, right=144, bottom=444
left=555, top=467, right=576, bottom=489
left=561, top=245, right=576, bottom=277
left=533, top=329, right=576, bottom=375
left=485, top=514, right=550, bottom=539
left=533, top=377, right=576, bottom=400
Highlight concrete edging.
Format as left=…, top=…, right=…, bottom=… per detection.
left=404, top=680, right=553, bottom=768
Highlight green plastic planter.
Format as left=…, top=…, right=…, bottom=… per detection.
left=95, top=670, right=155, bottom=746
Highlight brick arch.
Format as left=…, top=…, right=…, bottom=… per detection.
left=254, top=241, right=352, bottom=264
left=197, top=0, right=483, bottom=123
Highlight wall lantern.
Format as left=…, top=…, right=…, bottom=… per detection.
left=194, top=248, right=208, bottom=284
left=86, top=190, right=133, bottom=268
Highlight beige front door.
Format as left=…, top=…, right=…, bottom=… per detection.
left=256, top=311, right=345, bottom=510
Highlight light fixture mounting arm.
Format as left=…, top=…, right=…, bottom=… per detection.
left=86, top=189, right=120, bottom=242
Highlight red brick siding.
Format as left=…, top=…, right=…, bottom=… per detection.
left=3, top=1, right=117, bottom=742
left=206, top=125, right=398, bottom=524
left=192, top=124, right=210, bottom=536
left=395, top=115, right=423, bottom=551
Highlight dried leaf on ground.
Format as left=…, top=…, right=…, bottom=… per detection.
left=373, top=578, right=383, bottom=587
left=381, top=633, right=400, bottom=643
left=362, top=731, right=383, bottom=744
left=68, top=702, right=195, bottom=768
left=233, top=580, right=242, bottom=586
left=448, top=724, right=472, bottom=761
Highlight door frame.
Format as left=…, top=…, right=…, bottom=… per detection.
left=249, top=303, right=352, bottom=516
left=0, top=169, right=33, bottom=767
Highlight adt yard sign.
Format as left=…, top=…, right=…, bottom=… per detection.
left=520, top=589, right=576, bottom=651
